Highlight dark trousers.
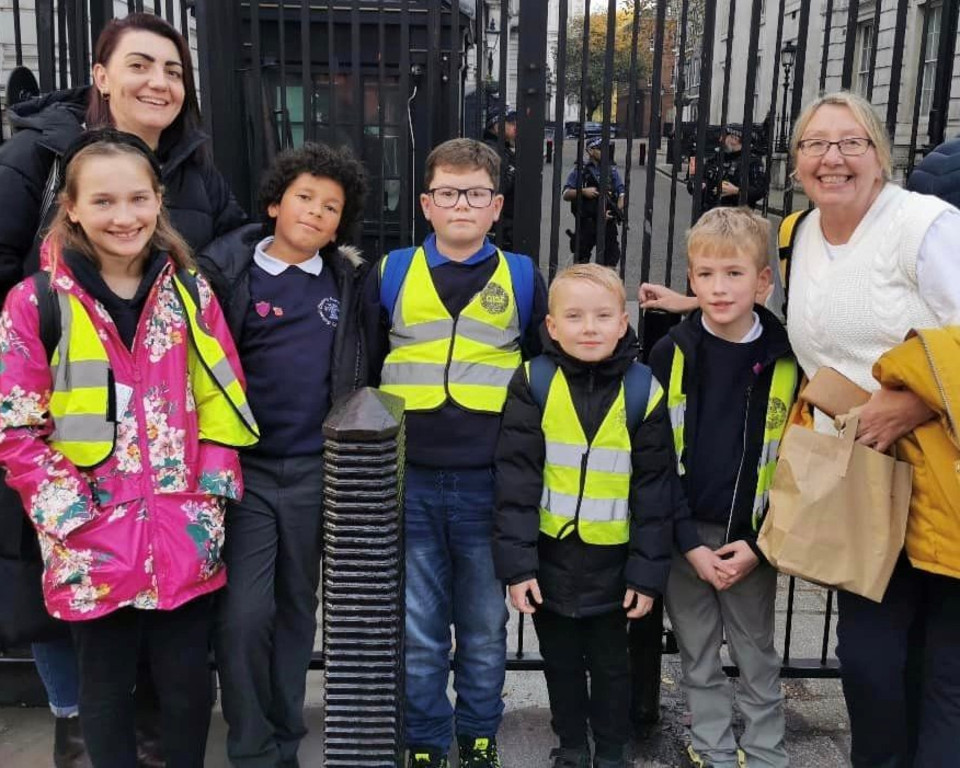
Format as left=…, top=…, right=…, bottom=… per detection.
left=71, top=595, right=215, bottom=768
left=837, top=556, right=960, bottom=768
left=215, top=453, right=325, bottom=768
left=573, top=218, right=621, bottom=268
left=532, top=607, right=629, bottom=760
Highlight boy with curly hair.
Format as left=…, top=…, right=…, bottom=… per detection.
left=199, top=142, right=368, bottom=766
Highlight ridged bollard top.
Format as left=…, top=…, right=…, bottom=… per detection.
left=322, top=387, right=405, bottom=441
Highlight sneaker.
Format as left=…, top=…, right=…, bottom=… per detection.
left=686, top=744, right=738, bottom=768
left=549, top=747, right=590, bottom=768
left=407, top=747, right=449, bottom=767
left=458, top=736, right=503, bottom=768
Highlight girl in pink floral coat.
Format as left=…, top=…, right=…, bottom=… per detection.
left=0, top=129, right=258, bottom=767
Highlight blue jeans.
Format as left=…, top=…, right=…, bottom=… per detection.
left=404, top=465, right=508, bottom=750
left=32, top=636, right=80, bottom=717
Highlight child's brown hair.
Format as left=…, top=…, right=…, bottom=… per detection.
left=686, top=206, right=770, bottom=271
left=424, top=138, right=500, bottom=191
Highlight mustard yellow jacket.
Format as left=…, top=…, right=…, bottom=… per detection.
left=873, top=327, right=960, bottom=580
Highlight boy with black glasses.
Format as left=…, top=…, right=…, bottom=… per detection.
left=362, top=138, right=547, bottom=767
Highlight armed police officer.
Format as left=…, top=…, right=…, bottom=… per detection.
left=483, top=106, right=517, bottom=251
left=563, top=136, right=626, bottom=267
left=687, top=123, right=767, bottom=212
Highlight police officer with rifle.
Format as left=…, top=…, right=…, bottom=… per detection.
left=563, top=136, right=626, bottom=267
left=687, top=123, right=768, bottom=212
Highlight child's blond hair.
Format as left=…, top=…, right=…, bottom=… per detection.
left=548, top=264, right=626, bottom=313
left=686, top=207, right=770, bottom=271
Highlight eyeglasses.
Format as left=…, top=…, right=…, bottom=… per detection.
left=797, top=137, right=874, bottom=157
left=426, top=187, right=496, bottom=208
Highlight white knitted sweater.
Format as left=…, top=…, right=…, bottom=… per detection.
left=786, top=184, right=950, bottom=414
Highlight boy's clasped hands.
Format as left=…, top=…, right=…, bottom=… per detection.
left=686, top=540, right=759, bottom=590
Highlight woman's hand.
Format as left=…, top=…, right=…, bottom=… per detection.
left=638, top=283, right=699, bottom=314
left=856, top=386, right=935, bottom=452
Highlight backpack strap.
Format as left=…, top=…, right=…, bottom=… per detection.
left=777, top=208, right=813, bottom=315
left=378, top=247, right=418, bottom=319
left=31, top=271, right=60, bottom=363
left=622, top=362, right=653, bottom=435
left=501, top=250, right=534, bottom=336
left=526, top=355, right=557, bottom=412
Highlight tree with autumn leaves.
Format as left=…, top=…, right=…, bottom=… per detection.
left=560, top=1, right=671, bottom=120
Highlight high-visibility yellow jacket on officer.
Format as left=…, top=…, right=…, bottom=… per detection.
left=379, top=246, right=522, bottom=413
left=48, top=271, right=259, bottom=468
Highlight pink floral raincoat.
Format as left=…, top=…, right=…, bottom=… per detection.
left=0, top=256, right=247, bottom=621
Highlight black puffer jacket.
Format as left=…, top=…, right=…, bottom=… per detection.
left=0, top=86, right=247, bottom=299
left=648, top=305, right=794, bottom=558
left=906, top=135, right=960, bottom=208
left=493, top=326, right=675, bottom=618
left=197, top=223, right=369, bottom=401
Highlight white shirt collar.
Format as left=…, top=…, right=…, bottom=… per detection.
left=701, top=311, right=763, bottom=343
left=254, top=237, right=324, bottom=276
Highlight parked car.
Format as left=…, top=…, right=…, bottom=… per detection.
left=564, top=121, right=618, bottom=140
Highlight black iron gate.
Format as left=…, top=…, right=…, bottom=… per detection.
left=1, top=0, right=959, bottom=692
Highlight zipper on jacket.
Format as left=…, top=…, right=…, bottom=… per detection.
left=725, top=383, right=753, bottom=544
left=558, top=449, right=591, bottom=541
left=917, top=334, right=957, bottom=438
left=442, top=313, right=460, bottom=396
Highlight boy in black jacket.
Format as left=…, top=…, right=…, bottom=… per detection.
left=648, top=208, right=796, bottom=768
left=493, top=264, right=675, bottom=768
left=197, top=143, right=368, bottom=767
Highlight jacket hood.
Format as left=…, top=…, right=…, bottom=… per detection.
left=539, top=322, right=641, bottom=380
left=668, top=303, right=791, bottom=367
left=200, top=223, right=365, bottom=287
left=8, top=87, right=88, bottom=155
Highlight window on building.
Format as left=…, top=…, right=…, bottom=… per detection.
left=920, top=4, right=943, bottom=116
left=856, top=21, right=874, bottom=95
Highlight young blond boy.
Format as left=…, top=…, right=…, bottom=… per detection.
left=647, top=207, right=798, bottom=768
left=493, top=265, right=675, bottom=768
left=362, top=139, right=547, bottom=768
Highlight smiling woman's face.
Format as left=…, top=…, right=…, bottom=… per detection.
left=92, top=29, right=185, bottom=148
left=795, top=104, right=884, bottom=222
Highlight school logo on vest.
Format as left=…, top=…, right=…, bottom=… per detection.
left=317, top=297, right=340, bottom=327
left=766, top=397, right=788, bottom=430
left=480, top=282, right=509, bottom=315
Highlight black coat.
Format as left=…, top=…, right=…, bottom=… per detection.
left=648, top=305, right=794, bottom=557
left=906, top=135, right=960, bottom=208
left=687, top=148, right=768, bottom=211
left=0, top=86, right=247, bottom=300
left=493, top=327, right=676, bottom=617
left=196, top=223, right=369, bottom=402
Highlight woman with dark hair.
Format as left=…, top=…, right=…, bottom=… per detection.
left=0, top=13, right=246, bottom=767
left=0, top=12, right=246, bottom=297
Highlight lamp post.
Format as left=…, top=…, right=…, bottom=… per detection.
left=485, top=17, right=500, bottom=77
left=777, top=40, right=796, bottom=152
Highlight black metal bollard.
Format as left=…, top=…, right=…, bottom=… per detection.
left=322, top=388, right=406, bottom=767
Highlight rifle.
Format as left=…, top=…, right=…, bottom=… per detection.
left=581, top=163, right=626, bottom=227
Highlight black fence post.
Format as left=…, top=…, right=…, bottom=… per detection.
left=321, top=388, right=406, bottom=767
left=513, top=0, right=549, bottom=262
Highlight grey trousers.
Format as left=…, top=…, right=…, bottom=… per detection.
left=214, top=453, right=325, bottom=768
left=664, top=522, right=788, bottom=768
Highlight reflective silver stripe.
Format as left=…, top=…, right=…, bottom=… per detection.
left=447, top=360, right=516, bottom=387
left=668, top=404, right=685, bottom=430
left=544, top=442, right=630, bottom=474
left=209, top=357, right=258, bottom=425
left=456, top=316, right=520, bottom=349
left=380, top=362, right=447, bottom=386
left=389, top=318, right=453, bottom=346
left=540, top=488, right=629, bottom=522
left=50, top=414, right=115, bottom=444
left=51, top=359, right=108, bottom=390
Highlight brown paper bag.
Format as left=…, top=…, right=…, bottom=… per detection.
left=756, top=414, right=912, bottom=602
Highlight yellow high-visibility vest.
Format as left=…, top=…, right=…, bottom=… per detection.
left=536, top=363, right=663, bottom=545
left=666, top=347, right=798, bottom=530
left=48, top=272, right=259, bottom=469
left=380, top=247, right=521, bottom=413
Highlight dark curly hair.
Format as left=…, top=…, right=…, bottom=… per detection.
left=259, top=142, right=368, bottom=243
